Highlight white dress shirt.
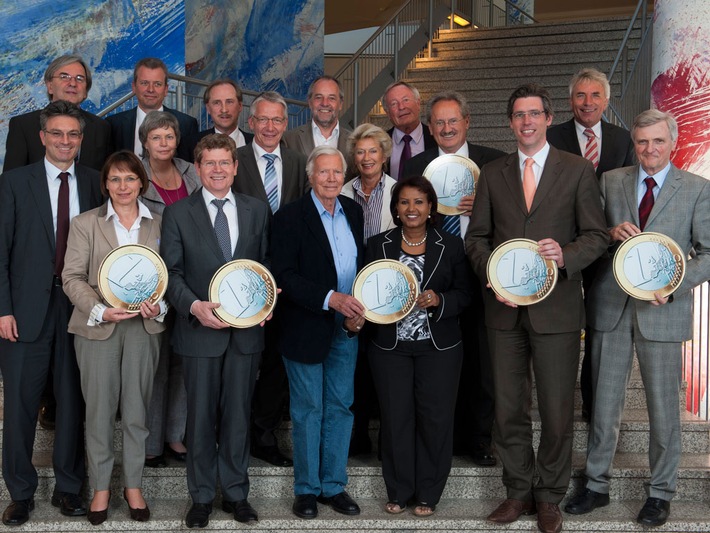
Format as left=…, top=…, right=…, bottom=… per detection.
left=44, top=159, right=80, bottom=234
left=215, top=126, right=246, bottom=148
left=312, top=120, right=340, bottom=148
left=252, top=142, right=284, bottom=207
left=574, top=120, right=603, bottom=158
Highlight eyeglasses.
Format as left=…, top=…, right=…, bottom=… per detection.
left=107, top=176, right=140, bottom=185
left=253, top=116, right=285, bottom=126
left=201, top=160, right=234, bottom=169
left=53, top=73, right=87, bottom=84
left=511, top=110, right=546, bottom=120
left=433, top=118, right=463, bottom=128
left=44, top=130, right=82, bottom=140
left=137, top=80, right=165, bottom=89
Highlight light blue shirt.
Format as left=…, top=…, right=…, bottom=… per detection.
left=310, top=190, right=358, bottom=311
left=637, top=162, right=671, bottom=205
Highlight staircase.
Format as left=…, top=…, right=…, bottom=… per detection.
left=371, top=17, right=644, bottom=154
left=1, top=347, right=709, bottom=532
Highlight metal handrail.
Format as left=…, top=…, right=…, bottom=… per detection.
left=498, top=0, right=538, bottom=23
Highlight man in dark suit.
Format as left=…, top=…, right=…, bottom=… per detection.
left=565, top=110, right=710, bottom=527
left=236, top=91, right=307, bottom=467
left=381, top=81, right=437, bottom=180
left=106, top=57, right=199, bottom=162
left=160, top=134, right=270, bottom=528
left=271, top=146, right=365, bottom=520
left=403, top=91, right=505, bottom=467
left=4, top=54, right=112, bottom=172
left=466, top=84, right=608, bottom=533
left=0, top=101, right=103, bottom=526
left=282, top=76, right=351, bottom=156
left=198, top=78, right=253, bottom=147
left=547, top=67, right=635, bottom=421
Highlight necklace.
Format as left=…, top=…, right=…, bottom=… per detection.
left=401, top=229, right=427, bottom=247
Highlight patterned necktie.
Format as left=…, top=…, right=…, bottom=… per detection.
left=583, top=128, right=600, bottom=170
left=522, top=157, right=536, bottom=212
left=398, top=134, right=413, bottom=181
left=263, top=153, right=279, bottom=212
left=638, top=176, right=656, bottom=231
left=212, top=199, right=232, bottom=262
left=442, top=215, right=461, bottom=237
left=54, top=172, right=70, bottom=278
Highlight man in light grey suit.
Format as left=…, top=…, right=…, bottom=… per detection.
left=565, top=110, right=710, bottom=527
left=160, top=134, right=270, bottom=528
left=282, top=76, right=351, bottom=156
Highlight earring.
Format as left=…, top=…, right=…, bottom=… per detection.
left=428, top=213, right=431, bottom=218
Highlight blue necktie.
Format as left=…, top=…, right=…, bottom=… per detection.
left=442, top=215, right=461, bottom=237
left=212, top=199, right=232, bottom=262
left=263, top=153, right=279, bottom=213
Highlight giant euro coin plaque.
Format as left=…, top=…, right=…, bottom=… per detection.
left=423, top=154, right=480, bottom=216
left=486, top=239, right=558, bottom=305
left=209, top=260, right=277, bottom=327
left=613, top=232, right=685, bottom=301
left=97, top=244, right=168, bottom=312
left=352, top=260, right=419, bottom=324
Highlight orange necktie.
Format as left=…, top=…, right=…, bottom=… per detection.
left=523, top=157, right=536, bottom=211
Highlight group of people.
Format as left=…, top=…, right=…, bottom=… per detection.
left=0, top=51, right=707, bottom=533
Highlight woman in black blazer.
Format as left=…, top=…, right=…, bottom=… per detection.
left=365, top=175, right=473, bottom=517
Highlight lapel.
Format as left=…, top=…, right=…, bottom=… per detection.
left=529, top=147, right=564, bottom=214
left=500, top=153, right=529, bottom=215
left=381, top=228, right=399, bottom=259
left=233, top=194, right=253, bottom=258
left=621, top=166, right=640, bottom=226
left=645, top=164, right=681, bottom=229
left=303, top=194, right=336, bottom=271
left=237, top=146, right=269, bottom=204
left=125, top=109, right=138, bottom=149
left=137, top=213, right=156, bottom=246
left=280, top=150, right=296, bottom=208
left=27, top=162, right=56, bottom=248
left=421, top=228, right=445, bottom=289
left=598, top=121, right=616, bottom=177
left=75, top=166, right=97, bottom=211
left=187, top=189, right=227, bottom=263
left=302, top=127, right=316, bottom=155
left=96, top=203, right=120, bottom=249
left=561, top=120, right=583, bottom=157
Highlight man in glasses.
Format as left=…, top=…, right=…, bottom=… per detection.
left=4, top=54, right=112, bottom=172
left=107, top=57, right=199, bottom=162
left=234, top=90, right=307, bottom=468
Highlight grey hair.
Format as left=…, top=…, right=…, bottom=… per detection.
left=44, top=55, right=92, bottom=101
left=138, top=111, right=181, bottom=148
left=250, top=91, right=288, bottom=119
left=346, top=123, right=393, bottom=161
left=632, top=109, right=678, bottom=143
left=426, top=91, right=470, bottom=124
left=569, top=68, right=610, bottom=100
left=306, top=145, right=347, bottom=177
left=381, top=81, right=421, bottom=109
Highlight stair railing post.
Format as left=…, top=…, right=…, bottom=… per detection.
left=394, top=14, right=400, bottom=80
left=428, top=0, right=434, bottom=58
left=353, top=62, right=360, bottom=128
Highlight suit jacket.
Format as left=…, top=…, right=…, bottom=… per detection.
left=465, top=146, right=608, bottom=334
left=271, top=193, right=364, bottom=363
left=588, top=164, right=710, bottom=342
left=402, top=142, right=506, bottom=178
left=107, top=106, right=199, bottom=162
left=62, top=202, right=165, bottom=339
left=235, top=143, right=308, bottom=212
left=198, top=127, right=254, bottom=146
left=282, top=122, right=351, bottom=156
left=160, top=189, right=270, bottom=357
left=547, top=119, right=634, bottom=178
left=0, top=161, right=103, bottom=342
left=341, top=173, right=397, bottom=235
left=3, top=108, right=113, bottom=172
left=366, top=227, right=473, bottom=350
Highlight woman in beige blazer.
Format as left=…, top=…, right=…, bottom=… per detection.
left=62, top=151, right=165, bottom=525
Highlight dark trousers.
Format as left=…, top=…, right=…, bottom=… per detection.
left=370, top=340, right=462, bottom=506
left=0, top=285, right=85, bottom=499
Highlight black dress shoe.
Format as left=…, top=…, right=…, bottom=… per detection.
left=38, top=401, right=56, bottom=430
left=123, top=490, right=150, bottom=521
left=2, top=499, right=34, bottom=526
left=51, top=491, right=87, bottom=516
left=186, top=503, right=212, bottom=528
left=223, top=499, right=258, bottom=523
left=251, top=444, right=293, bottom=467
left=637, top=497, right=670, bottom=527
left=564, top=488, right=609, bottom=514
left=470, top=443, right=497, bottom=467
left=166, top=445, right=187, bottom=462
left=87, top=493, right=111, bottom=526
left=144, top=454, right=167, bottom=468
left=317, top=491, right=361, bottom=515
left=293, top=494, right=318, bottom=519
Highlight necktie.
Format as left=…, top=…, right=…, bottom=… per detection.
left=442, top=215, right=461, bottom=237
left=398, top=134, right=412, bottom=181
left=263, top=153, right=279, bottom=213
left=583, top=128, right=600, bottom=170
left=212, top=199, right=232, bottom=262
left=54, top=172, right=70, bottom=278
left=523, top=157, right=536, bottom=212
left=638, top=176, right=656, bottom=230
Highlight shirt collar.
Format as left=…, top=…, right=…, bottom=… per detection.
left=312, top=120, right=339, bottom=141
left=638, top=161, right=672, bottom=189
left=201, top=187, right=236, bottom=207
left=518, top=142, right=551, bottom=169
left=106, top=198, right=153, bottom=221
left=574, top=120, right=602, bottom=139
left=44, top=158, right=76, bottom=180
left=252, top=141, right=281, bottom=161
left=310, top=189, right=343, bottom=216
left=439, top=142, right=469, bottom=158
left=393, top=122, right=424, bottom=144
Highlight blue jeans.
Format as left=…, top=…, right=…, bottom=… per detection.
left=282, top=326, right=357, bottom=497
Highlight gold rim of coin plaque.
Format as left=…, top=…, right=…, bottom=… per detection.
left=97, top=244, right=168, bottom=312
left=423, top=154, right=481, bottom=216
left=209, top=259, right=277, bottom=328
left=352, top=259, right=419, bottom=324
left=613, top=232, right=686, bottom=301
left=486, top=238, right=558, bottom=306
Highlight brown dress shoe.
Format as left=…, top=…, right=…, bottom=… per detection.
left=537, top=502, right=563, bottom=533
left=487, top=498, right=536, bottom=523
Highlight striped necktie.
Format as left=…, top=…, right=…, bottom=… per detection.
left=583, top=128, right=600, bottom=170
left=263, top=153, right=279, bottom=213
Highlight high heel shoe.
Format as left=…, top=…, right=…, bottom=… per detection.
left=87, top=493, right=110, bottom=526
left=123, top=489, right=150, bottom=522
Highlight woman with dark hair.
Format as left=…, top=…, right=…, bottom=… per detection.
left=62, top=151, right=165, bottom=524
left=364, top=175, right=472, bottom=517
